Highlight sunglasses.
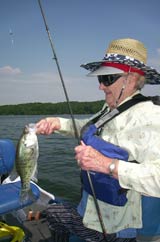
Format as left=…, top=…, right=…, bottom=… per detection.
left=98, top=74, right=122, bottom=86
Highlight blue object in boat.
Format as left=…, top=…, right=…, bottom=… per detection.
left=0, top=181, right=40, bottom=215
left=0, top=139, right=15, bottom=175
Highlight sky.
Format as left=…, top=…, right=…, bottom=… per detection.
left=0, top=0, right=160, bottom=105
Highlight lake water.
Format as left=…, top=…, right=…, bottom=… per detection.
left=0, top=115, right=90, bottom=204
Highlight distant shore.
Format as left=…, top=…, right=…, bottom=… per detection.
left=0, top=100, right=104, bottom=115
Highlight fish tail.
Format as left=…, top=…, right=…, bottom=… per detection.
left=20, top=188, right=36, bottom=204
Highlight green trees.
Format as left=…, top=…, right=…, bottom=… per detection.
left=0, top=100, right=104, bottom=115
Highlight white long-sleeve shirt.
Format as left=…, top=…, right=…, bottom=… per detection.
left=58, top=93, right=160, bottom=233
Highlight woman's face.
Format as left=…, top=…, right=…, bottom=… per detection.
left=98, top=75, right=127, bottom=109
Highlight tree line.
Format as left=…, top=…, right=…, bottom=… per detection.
left=0, top=100, right=105, bottom=115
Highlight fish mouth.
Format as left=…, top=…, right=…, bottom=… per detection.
left=26, top=124, right=37, bottom=133
left=24, top=123, right=37, bottom=134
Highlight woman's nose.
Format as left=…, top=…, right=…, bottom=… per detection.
left=99, top=82, right=106, bottom=90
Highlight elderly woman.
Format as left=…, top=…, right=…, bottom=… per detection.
left=36, top=38, right=160, bottom=242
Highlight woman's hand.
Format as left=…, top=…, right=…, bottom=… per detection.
left=36, top=117, right=61, bottom=135
left=75, top=141, right=112, bottom=174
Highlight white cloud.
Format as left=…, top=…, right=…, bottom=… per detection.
left=0, top=66, right=22, bottom=76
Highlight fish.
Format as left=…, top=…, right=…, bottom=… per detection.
left=15, top=123, right=39, bottom=203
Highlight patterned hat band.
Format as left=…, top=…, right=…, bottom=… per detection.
left=81, top=52, right=160, bottom=84
left=102, top=62, right=145, bottom=76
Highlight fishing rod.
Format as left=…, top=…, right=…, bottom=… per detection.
left=38, top=0, right=108, bottom=240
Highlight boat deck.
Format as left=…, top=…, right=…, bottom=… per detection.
left=1, top=191, right=136, bottom=242
left=2, top=202, right=53, bottom=241
left=2, top=212, right=137, bottom=242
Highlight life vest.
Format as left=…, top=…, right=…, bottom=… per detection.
left=137, top=196, right=160, bottom=237
left=81, top=124, right=129, bottom=206
left=80, top=94, right=147, bottom=206
left=80, top=94, right=160, bottom=235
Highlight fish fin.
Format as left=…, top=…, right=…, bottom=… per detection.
left=8, top=170, right=19, bottom=181
left=2, top=168, right=19, bottom=184
left=31, top=163, right=38, bottom=183
left=31, top=169, right=38, bottom=183
left=20, top=188, right=37, bottom=204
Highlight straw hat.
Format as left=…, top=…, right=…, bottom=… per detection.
left=81, top=38, right=160, bottom=84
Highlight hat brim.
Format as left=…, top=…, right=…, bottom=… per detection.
left=87, top=66, right=124, bottom=76
left=81, top=54, right=160, bottom=85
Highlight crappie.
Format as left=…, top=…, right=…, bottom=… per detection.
left=15, top=123, right=39, bottom=202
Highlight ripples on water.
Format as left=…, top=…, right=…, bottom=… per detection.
left=0, top=115, right=89, bottom=203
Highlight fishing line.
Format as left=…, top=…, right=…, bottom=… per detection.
left=38, top=0, right=108, bottom=240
